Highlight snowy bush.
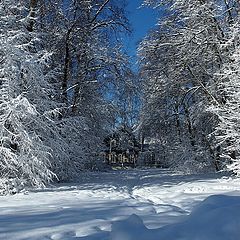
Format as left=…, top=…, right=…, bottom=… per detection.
left=169, top=143, right=215, bottom=174
left=0, top=178, right=25, bottom=195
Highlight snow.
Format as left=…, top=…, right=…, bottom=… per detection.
left=0, top=169, right=240, bottom=240
left=111, top=195, right=240, bottom=240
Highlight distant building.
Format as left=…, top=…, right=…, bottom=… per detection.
left=102, top=126, right=140, bottom=167
left=101, top=126, right=156, bottom=167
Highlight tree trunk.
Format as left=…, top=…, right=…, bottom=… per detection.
left=62, top=30, right=71, bottom=104
left=183, top=104, right=195, bottom=147
left=27, top=0, right=38, bottom=32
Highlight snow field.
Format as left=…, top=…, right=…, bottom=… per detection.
left=0, top=169, right=239, bottom=240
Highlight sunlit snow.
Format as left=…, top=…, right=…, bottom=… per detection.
left=0, top=169, right=240, bottom=240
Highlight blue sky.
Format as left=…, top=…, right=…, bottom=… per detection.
left=125, top=0, right=158, bottom=67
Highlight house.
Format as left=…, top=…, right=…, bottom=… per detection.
left=102, top=126, right=141, bottom=167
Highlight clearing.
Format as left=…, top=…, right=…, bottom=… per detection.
left=0, top=169, right=240, bottom=240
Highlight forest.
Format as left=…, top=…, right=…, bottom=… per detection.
left=1, top=0, right=240, bottom=195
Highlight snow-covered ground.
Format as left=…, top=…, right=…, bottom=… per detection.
left=0, top=169, right=240, bottom=240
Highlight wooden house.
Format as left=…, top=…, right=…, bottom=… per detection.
left=102, top=126, right=140, bottom=167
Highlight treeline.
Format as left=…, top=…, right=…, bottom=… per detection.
left=0, top=0, right=140, bottom=194
left=139, top=0, right=240, bottom=174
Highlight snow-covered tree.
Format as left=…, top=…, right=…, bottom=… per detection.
left=38, top=0, right=134, bottom=176
left=0, top=0, right=59, bottom=193
left=209, top=20, right=240, bottom=175
left=138, top=0, right=240, bottom=173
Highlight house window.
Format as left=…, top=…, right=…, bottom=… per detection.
left=128, top=140, right=134, bottom=147
left=111, top=139, right=117, bottom=148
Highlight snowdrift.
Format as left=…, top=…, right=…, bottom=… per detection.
left=111, top=194, right=240, bottom=240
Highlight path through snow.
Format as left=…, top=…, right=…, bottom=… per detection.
left=0, top=169, right=240, bottom=239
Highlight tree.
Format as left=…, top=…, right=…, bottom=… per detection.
left=138, top=0, right=240, bottom=173
left=209, top=19, right=240, bottom=175
left=0, top=0, right=57, bottom=193
left=37, top=0, right=134, bottom=176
